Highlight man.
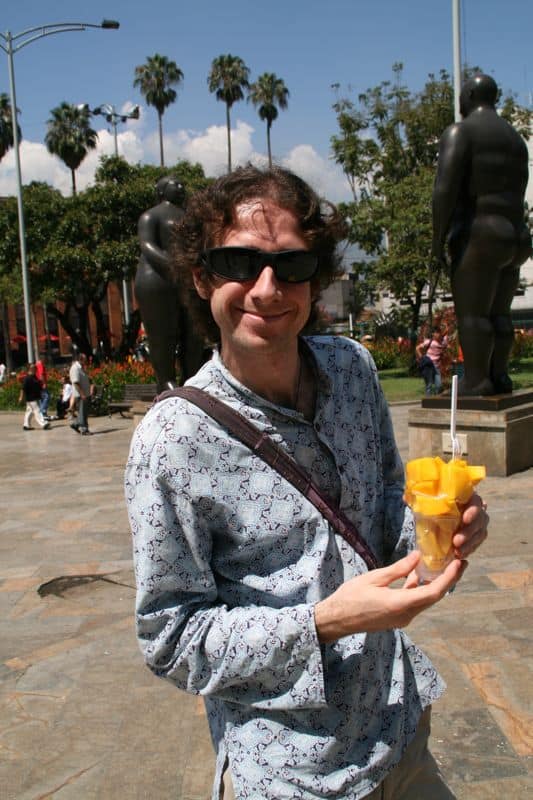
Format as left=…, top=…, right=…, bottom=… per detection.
left=69, top=353, right=91, bottom=435
left=18, top=363, right=50, bottom=431
left=126, top=166, right=488, bottom=799
left=34, top=357, right=50, bottom=419
left=416, top=327, right=448, bottom=395
left=432, top=73, right=531, bottom=396
left=135, top=176, right=207, bottom=392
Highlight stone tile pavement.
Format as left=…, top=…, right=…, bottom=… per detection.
left=0, top=405, right=531, bottom=799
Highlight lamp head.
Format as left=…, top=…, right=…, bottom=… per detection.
left=101, top=19, right=120, bottom=29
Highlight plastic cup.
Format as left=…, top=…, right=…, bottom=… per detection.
left=413, top=511, right=460, bottom=582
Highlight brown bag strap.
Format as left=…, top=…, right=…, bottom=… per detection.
left=156, top=386, right=379, bottom=571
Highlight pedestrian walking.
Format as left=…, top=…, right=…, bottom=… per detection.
left=416, top=327, right=448, bottom=394
left=18, top=364, right=50, bottom=431
left=69, top=353, right=91, bottom=435
left=35, top=357, right=51, bottom=419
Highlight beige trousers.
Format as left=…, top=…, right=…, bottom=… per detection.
left=221, top=707, right=455, bottom=799
left=23, top=401, right=47, bottom=429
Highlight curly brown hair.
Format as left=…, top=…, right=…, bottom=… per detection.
left=171, top=164, right=347, bottom=343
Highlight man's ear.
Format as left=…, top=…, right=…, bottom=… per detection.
left=192, top=268, right=211, bottom=300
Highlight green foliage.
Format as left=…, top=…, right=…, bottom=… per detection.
left=133, top=54, right=183, bottom=116
left=361, top=338, right=398, bottom=370
left=248, top=73, right=289, bottom=166
left=510, top=331, right=533, bottom=363
left=45, top=102, right=98, bottom=194
left=331, top=65, right=455, bottom=335
left=134, top=53, right=184, bottom=166
left=89, top=360, right=156, bottom=401
left=208, top=54, right=250, bottom=171
left=0, top=159, right=209, bottom=354
left=0, top=367, right=63, bottom=410
left=0, top=195, right=22, bottom=305
left=0, top=361, right=156, bottom=409
left=331, top=65, right=531, bottom=338
left=0, top=92, right=21, bottom=162
left=0, top=376, right=22, bottom=409
left=361, top=336, right=413, bottom=371
left=499, top=96, right=532, bottom=141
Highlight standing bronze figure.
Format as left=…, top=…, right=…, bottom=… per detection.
left=135, top=176, right=206, bottom=392
left=432, top=74, right=531, bottom=396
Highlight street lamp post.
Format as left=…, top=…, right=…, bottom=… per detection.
left=452, top=0, right=463, bottom=122
left=90, top=103, right=140, bottom=157
left=0, top=19, right=119, bottom=363
left=86, top=101, right=140, bottom=326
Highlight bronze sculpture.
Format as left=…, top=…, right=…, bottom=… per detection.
left=135, top=176, right=206, bottom=392
left=432, top=74, right=531, bottom=396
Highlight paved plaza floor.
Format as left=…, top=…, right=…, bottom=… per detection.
left=0, top=405, right=531, bottom=799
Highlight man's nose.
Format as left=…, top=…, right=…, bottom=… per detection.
left=251, top=265, right=280, bottom=298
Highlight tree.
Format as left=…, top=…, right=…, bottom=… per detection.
left=133, top=53, right=183, bottom=167
left=248, top=73, right=289, bottom=167
left=0, top=92, right=21, bottom=162
left=45, top=102, right=98, bottom=195
left=208, top=54, right=250, bottom=172
left=332, top=65, right=533, bottom=341
left=0, top=160, right=210, bottom=358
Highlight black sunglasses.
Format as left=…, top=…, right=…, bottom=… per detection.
left=201, top=247, right=318, bottom=284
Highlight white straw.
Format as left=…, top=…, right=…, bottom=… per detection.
left=450, top=374, right=460, bottom=459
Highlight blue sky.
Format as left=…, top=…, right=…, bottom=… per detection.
left=1, top=0, right=532, bottom=200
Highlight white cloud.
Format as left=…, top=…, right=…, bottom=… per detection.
left=0, top=140, right=68, bottom=195
left=0, top=119, right=351, bottom=205
left=176, top=121, right=256, bottom=175
left=283, top=145, right=351, bottom=203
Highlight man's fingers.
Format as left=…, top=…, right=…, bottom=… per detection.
left=415, top=558, right=466, bottom=599
left=373, top=551, right=420, bottom=585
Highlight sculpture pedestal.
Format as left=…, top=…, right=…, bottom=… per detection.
left=408, top=389, right=533, bottom=477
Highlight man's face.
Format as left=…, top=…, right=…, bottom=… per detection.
left=193, top=200, right=312, bottom=365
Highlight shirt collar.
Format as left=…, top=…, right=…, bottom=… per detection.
left=203, top=337, right=332, bottom=419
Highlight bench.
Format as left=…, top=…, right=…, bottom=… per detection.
left=108, top=383, right=158, bottom=417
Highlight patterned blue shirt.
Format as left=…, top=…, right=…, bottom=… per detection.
left=125, top=336, right=444, bottom=799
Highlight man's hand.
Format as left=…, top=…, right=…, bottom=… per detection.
left=314, top=553, right=466, bottom=644
left=453, top=492, right=489, bottom=559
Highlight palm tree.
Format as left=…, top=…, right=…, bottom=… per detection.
left=45, top=102, right=98, bottom=195
left=133, top=54, right=183, bottom=167
left=208, top=54, right=250, bottom=172
left=0, top=92, right=21, bottom=162
left=248, top=74, right=289, bottom=168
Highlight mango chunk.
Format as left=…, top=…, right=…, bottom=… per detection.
left=406, top=457, right=440, bottom=484
left=406, top=456, right=485, bottom=511
left=411, top=494, right=458, bottom=517
left=415, top=514, right=460, bottom=574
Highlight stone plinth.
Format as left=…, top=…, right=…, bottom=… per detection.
left=408, top=391, right=533, bottom=477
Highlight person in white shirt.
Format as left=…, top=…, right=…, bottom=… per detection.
left=69, top=353, right=92, bottom=435
left=56, top=376, right=74, bottom=419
